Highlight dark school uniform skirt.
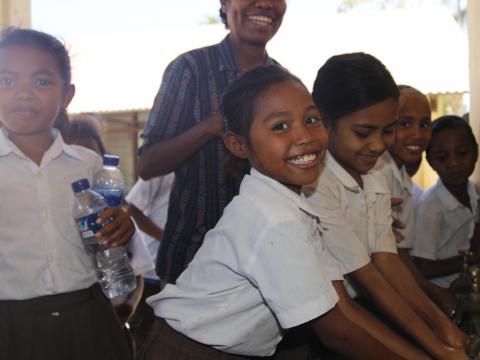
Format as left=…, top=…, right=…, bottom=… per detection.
left=0, top=284, right=133, bottom=360
left=137, top=317, right=256, bottom=360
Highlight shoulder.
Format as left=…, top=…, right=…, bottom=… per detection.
left=64, top=143, right=102, bottom=168
left=168, top=42, right=221, bottom=72
left=304, top=165, right=341, bottom=200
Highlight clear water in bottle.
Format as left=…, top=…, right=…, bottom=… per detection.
left=93, top=155, right=124, bottom=208
left=72, top=178, right=136, bottom=299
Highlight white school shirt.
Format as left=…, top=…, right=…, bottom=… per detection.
left=0, top=128, right=102, bottom=300
left=125, top=174, right=174, bottom=281
left=411, top=179, right=479, bottom=288
left=303, top=152, right=398, bottom=296
left=412, top=182, right=425, bottom=208
left=374, top=151, right=415, bottom=249
left=148, top=169, right=340, bottom=357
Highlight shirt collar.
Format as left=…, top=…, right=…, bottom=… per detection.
left=324, top=151, right=387, bottom=195
left=0, top=127, right=87, bottom=164
left=383, top=151, right=412, bottom=195
left=217, top=34, right=275, bottom=72
left=248, top=168, right=326, bottom=220
left=436, top=178, right=479, bottom=212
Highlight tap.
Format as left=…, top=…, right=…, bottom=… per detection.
left=455, top=268, right=480, bottom=335
left=468, top=336, right=480, bottom=360
left=450, top=250, right=473, bottom=300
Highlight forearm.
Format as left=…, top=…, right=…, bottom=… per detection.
left=127, top=205, right=164, bottom=241
left=332, top=281, right=430, bottom=360
left=349, top=262, right=451, bottom=359
left=138, top=120, right=216, bottom=179
left=374, top=253, right=448, bottom=325
left=311, top=306, right=405, bottom=360
left=413, top=255, right=463, bottom=279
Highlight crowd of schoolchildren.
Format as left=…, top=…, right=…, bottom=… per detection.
left=0, top=1, right=479, bottom=359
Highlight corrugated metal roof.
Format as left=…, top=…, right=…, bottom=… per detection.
left=67, top=6, right=468, bottom=114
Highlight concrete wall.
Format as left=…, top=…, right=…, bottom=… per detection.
left=0, top=0, right=30, bottom=28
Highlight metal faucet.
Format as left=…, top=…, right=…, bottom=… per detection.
left=450, top=250, right=473, bottom=300
left=454, top=268, right=480, bottom=335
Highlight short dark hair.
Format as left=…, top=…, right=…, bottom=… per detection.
left=312, top=52, right=399, bottom=127
left=65, top=114, right=106, bottom=155
left=0, top=27, right=71, bottom=92
left=426, top=115, right=478, bottom=159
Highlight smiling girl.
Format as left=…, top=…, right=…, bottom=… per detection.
left=137, top=65, right=416, bottom=360
left=0, top=28, right=134, bottom=360
left=304, top=53, right=468, bottom=360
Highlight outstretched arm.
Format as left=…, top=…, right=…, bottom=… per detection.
left=332, top=281, right=430, bottom=360
left=373, top=252, right=468, bottom=354
left=348, top=261, right=467, bottom=359
left=398, top=248, right=457, bottom=317
left=311, top=304, right=406, bottom=360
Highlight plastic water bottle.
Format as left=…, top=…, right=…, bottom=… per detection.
left=71, top=178, right=136, bottom=299
left=92, top=155, right=124, bottom=208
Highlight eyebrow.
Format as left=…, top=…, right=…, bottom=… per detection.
left=263, top=104, right=318, bottom=124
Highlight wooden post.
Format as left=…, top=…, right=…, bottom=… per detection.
left=468, top=0, right=480, bottom=182
left=0, top=0, right=31, bottom=28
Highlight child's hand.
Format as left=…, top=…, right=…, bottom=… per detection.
left=96, top=207, right=135, bottom=247
left=434, top=318, right=468, bottom=353
left=437, top=345, right=469, bottom=360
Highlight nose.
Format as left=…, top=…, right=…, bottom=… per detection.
left=293, top=124, right=315, bottom=146
left=15, top=82, right=34, bottom=100
left=368, top=134, right=386, bottom=155
left=446, top=154, right=461, bottom=169
left=255, top=0, right=274, bottom=9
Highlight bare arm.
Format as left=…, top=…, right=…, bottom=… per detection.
left=310, top=305, right=406, bottom=360
left=138, top=113, right=223, bottom=180
left=332, top=281, right=430, bottom=360
left=127, top=203, right=164, bottom=241
left=373, top=252, right=467, bottom=353
left=398, top=248, right=457, bottom=316
left=348, top=261, right=466, bottom=359
left=413, top=255, right=463, bottom=279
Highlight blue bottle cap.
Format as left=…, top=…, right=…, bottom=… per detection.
left=103, top=154, right=120, bottom=166
left=71, top=178, right=90, bottom=193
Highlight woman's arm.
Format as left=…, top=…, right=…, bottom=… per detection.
left=348, top=261, right=467, bottom=359
left=332, top=281, right=430, bottom=360
left=138, top=113, right=223, bottom=179
left=372, top=252, right=467, bottom=352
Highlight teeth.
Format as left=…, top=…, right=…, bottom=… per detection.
left=289, top=153, right=316, bottom=165
left=406, top=145, right=420, bottom=150
left=248, top=15, right=272, bottom=24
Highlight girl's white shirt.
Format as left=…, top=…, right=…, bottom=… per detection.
left=374, top=151, right=416, bottom=249
left=148, top=168, right=340, bottom=357
left=0, top=128, right=102, bottom=300
left=303, top=151, right=398, bottom=297
left=411, top=179, right=479, bottom=288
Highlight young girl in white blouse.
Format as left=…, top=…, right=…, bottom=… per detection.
left=376, top=85, right=458, bottom=316
left=138, top=65, right=427, bottom=360
left=412, top=115, right=479, bottom=289
left=0, top=28, right=134, bottom=360
left=304, top=53, right=468, bottom=360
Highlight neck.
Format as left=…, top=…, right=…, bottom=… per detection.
left=7, top=130, right=55, bottom=166
left=231, top=39, right=268, bottom=73
left=390, top=152, right=404, bottom=170
left=444, top=180, right=470, bottom=209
